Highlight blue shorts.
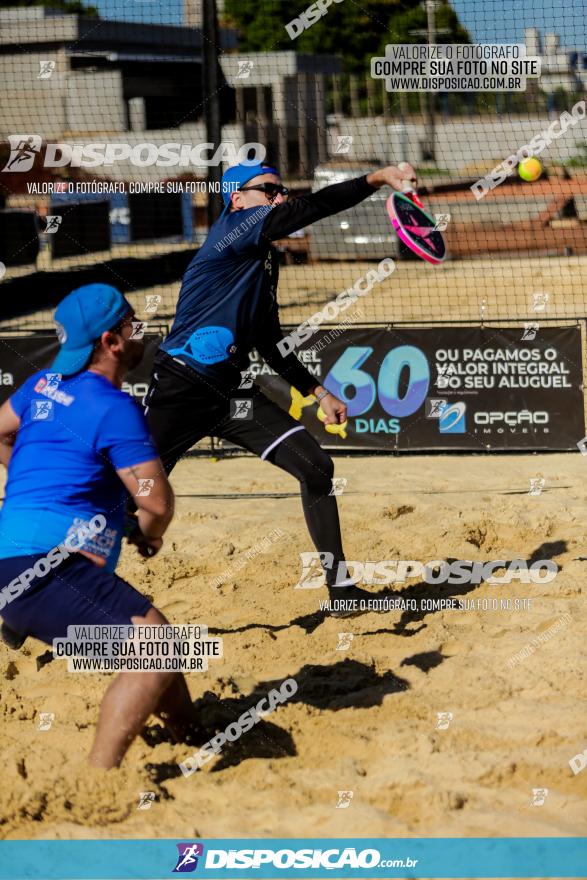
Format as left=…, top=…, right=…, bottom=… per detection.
left=0, top=553, right=152, bottom=646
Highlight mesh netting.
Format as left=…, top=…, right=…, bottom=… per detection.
left=0, top=0, right=586, bottom=333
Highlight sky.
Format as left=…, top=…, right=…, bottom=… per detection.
left=95, top=0, right=586, bottom=50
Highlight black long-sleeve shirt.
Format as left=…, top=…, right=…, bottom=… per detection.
left=261, top=174, right=376, bottom=241
left=161, top=175, right=378, bottom=394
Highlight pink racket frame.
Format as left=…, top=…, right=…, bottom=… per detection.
left=386, top=192, right=446, bottom=265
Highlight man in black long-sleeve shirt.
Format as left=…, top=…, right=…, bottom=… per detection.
left=145, top=161, right=416, bottom=616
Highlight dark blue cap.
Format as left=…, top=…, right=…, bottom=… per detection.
left=51, top=284, right=131, bottom=376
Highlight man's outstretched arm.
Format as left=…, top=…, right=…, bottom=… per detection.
left=260, top=164, right=417, bottom=242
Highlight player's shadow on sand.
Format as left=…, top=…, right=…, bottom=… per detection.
left=526, top=540, right=566, bottom=566
left=144, top=660, right=409, bottom=783
left=144, top=691, right=296, bottom=784
left=210, top=659, right=408, bottom=765
left=400, top=650, right=445, bottom=673
left=363, top=539, right=567, bottom=637
left=284, top=658, right=409, bottom=709
left=208, top=609, right=329, bottom=638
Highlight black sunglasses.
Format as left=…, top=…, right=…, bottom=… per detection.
left=240, top=182, right=289, bottom=199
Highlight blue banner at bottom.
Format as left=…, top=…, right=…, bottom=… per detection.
left=0, top=837, right=585, bottom=879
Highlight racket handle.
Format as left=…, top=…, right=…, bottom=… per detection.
left=317, top=406, right=348, bottom=440
left=398, top=162, right=419, bottom=200
left=400, top=186, right=424, bottom=209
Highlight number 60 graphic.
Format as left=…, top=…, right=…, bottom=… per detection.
left=323, top=345, right=430, bottom=417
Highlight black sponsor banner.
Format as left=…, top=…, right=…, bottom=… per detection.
left=1, top=327, right=583, bottom=451
left=0, top=335, right=162, bottom=407
left=251, top=325, right=585, bottom=451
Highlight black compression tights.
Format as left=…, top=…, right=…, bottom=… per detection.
left=265, top=430, right=346, bottom=586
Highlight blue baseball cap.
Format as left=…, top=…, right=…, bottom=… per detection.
left=221, top=162, right=280, bottom=208
left=51, top=283, right=132, bottom=376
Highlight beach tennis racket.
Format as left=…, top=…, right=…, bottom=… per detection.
left=386, top=164, right=446, bottom=265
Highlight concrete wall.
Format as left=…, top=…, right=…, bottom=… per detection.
left=0, top=50, right=68, bottom=138
left=220, top=52, right=340, bottom=87
left=327, top=114, right=587, bottom=171
left=65, top=71, right=126, bottom=133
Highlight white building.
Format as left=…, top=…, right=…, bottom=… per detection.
left=525, top=27, right=587, bottom=93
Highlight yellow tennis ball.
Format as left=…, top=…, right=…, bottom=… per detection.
left=519, top=158, right=543, bottom=182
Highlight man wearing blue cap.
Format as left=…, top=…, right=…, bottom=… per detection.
left=0, top=284, right=199, bottom=766
left=145, top=161, right=416, bottom=616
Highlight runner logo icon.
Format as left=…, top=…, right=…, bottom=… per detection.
left=2, top=135, right=42, bottom=172
left=173, top=843, right=204, bottom=873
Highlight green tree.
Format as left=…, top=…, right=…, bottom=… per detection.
left=223, top=0, right=469, bottom=72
